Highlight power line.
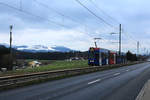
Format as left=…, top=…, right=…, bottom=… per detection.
left=122, top=31, right=140, bottom=53
left=75, top=0, right=114, bottom=28
left=85, top=0, right=121, bottom=34
left=0, top=1, right=103, bottom=40
left=33, top=0, right=106, bottom=37
left=33, top=0, right=88, bottom=29
left=87, top=0, right=120, bottom=24
left=123, top=32, right=137, bottom=45
left=123, top=32, right=138, bottom=44
left=0, top=2, right=69, bottom=28
left=34, top=0, right=67, bottom=18
left=33, top=0, right=114, bottom=35
left=121, top=28, right=137, bottom=43
left=34, top=0, right=119, bottom=37
left=0, top=0, right=123, bottom=48
left=87, top=0, right=120, bottom=32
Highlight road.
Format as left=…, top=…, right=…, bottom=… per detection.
left=0, top=62, right=150, bottom=100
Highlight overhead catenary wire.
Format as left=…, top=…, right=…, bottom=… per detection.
left=75, top=0, right=115, bottom=28
left=35, top=0, right=119, bottom=37
left=34, top=0, right=120, bottom=49
left=34, top=0, right=118, bottom=38
left=121, top=26, right=138, bottom=44
left=87, top=0, right=120, bottom=25
left=2, top=1, right=110, bottom=41
left=122, top=31, right=140, bottom=53
left=33, top=0, right=91, bottom=33
left=84, top=0, right=121, bottom=40
left=33, top=0, right=84, bottom=25
left=75, top=0, right=141, bottom=53
left=123, top=31, right=138, bottom=45
left=0, top=2, right=70, bottom=28
left=33, top=0, right=115, bottom=36
left=0, top=0, right=128, bottom=51
left=0, top=1, right=97, bottom=39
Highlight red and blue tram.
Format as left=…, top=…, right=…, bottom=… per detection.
left=88, top=47, right=126, bottom=66
left=88, top=47, right=109, bottom=66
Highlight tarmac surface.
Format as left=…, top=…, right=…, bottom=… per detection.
left=0, top=62, right=150, bottom=100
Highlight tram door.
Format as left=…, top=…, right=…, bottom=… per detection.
left=95, top=52, right=100, bottom=66
left=109, top=52, right=116, bottom=65
left=101, top=53, right=105, bottom=65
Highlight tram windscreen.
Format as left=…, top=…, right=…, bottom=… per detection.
left=89, top=51, right=95, bottom=59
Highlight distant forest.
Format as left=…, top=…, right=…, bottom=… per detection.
left=15, top=51, right=88, bottom=60
left=0, top=46, right=140, bottom=61
left=1, top=46, right=145, bottom=70
left=0, top=46, right=141, bottom=61
left=0, top=46, right=88, bottom=70
left=0, top=46, right=12, bottom=70
left=0, top=45, right=10, bottom=55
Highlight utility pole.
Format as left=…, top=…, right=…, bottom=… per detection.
left=137, top=41, right=139, bottom=55
left=9, top=25, right=13, bottom=70
left=110, top=24, right=122, bottom=56
left=10, top=25, right=13, bottom=54
left=119, top=24, right=121, bottom=56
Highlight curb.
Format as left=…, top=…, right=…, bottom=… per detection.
left=136, top=80, right=150, bottom=100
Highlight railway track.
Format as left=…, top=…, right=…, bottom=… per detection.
left=0, top=61, right=142, bottom=90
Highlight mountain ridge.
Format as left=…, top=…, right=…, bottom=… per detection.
left=0, top=44, right=75, bottom=52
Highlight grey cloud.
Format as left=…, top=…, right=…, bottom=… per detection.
left=0, top=0, right=150, bottom=51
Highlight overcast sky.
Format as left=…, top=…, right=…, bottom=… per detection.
left=0, top=0, right=150, bottom=53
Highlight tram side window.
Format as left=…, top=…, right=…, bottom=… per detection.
left=101, top=53, right=107, bottom=59
left=101, top=53, right=103, bottom=58
left=95, top=53, right=99, bottom=60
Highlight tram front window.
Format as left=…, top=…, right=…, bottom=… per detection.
left=89, top=51, right=95, bottom=59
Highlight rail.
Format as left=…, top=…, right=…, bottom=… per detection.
left=0, top=61, right=143, bottom=90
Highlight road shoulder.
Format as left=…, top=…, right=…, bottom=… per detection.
left=136, top=80, right=150, bottom=100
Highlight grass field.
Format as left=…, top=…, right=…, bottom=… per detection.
left=0, top=60, right=88, bottom=76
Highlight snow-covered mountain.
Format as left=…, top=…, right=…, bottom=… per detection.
left=0, top=44, right=74, bottom=52
left=15, top=45, right=74, bottom=52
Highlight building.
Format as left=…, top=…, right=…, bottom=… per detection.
left=28, top=61, right=41, bottom=68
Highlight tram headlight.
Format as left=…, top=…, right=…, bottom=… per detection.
left=90, top=60, right=94, bottom=62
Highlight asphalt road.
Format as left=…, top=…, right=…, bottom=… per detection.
left=1, top=62, right=150, bottom=100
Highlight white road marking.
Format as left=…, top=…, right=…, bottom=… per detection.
left=88, top=79, right=101, bottom=85
left=126, top=69, right=129, bottom=71
left=113, top=73, right=120, bottom=76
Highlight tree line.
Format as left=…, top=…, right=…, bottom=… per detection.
left=0, top=46, right=145, bottom=70
left=15, top=51, right=88, bottom=60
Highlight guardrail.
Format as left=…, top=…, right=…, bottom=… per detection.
left=0, top=61, right=143, bottom=91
